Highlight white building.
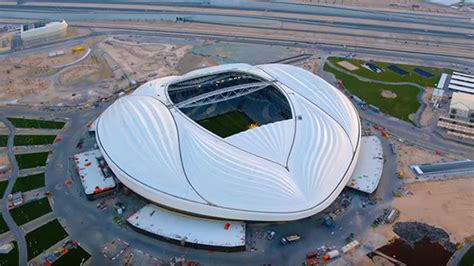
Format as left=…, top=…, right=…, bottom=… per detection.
left=96, top=63, right=361, bottom=221
left=21, top=20, right=68, bottom=42
left=346, top=136, right=384, bottom=194
left=448, top=72, right=474, bottom=94
left=449, top=92, right=474, bottom=121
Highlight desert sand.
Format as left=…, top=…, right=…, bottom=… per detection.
left=393, top=140, right=463, bottom=182
left=0, top=149, right=11, bottom=181
left=392, top=177, right=474, bottom=243
left=420, top=87, right=435, bottom=127
left=381, top=90, right=397, bottom=99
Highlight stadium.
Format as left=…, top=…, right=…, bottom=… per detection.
left=95, top=63, right=361, bottom=221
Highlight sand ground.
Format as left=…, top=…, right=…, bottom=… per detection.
left=392, top=177, right=474, bottom=243
left=0, top=149, right=11, bottom=181
left=392, top=140, right=464, bottom=182
left=0, top=35, right=214, bottom=106
left=338, top=60, right=359, bottom=71
left=420, top=87, right=435, bottom=127
left=381, top=90, right=397, bottom=99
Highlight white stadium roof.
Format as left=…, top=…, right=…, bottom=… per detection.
left=96, top=63, right=361, bottom=221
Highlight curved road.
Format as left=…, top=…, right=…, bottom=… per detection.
left=0, top=118, right=27, bottom=266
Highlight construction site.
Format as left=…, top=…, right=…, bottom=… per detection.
left=0, top=1, right=473, bottom=265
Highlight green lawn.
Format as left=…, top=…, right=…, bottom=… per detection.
left=52, top=245, right=90, bottom=266
left=7, top=118, right=65, bottom=129
left=13, top=135, right=56, bottom=146
left=460, top=247, right=474, bottom=266
left=10, top=198, right=52, bottom=226
left=197, top=111, right=255, bottom=138
left=12, top=173, right=45, bottom=193
left=324, top=62, right=420, bottom=123
left=327, top=57, right=453, bottom=87
left=0, top=215, right=9, bottom=234
left=0, top=135, right=7, bottom=147
left=0, top=180, right=8, bottom=198
left=0, top=241, right=18, bottom=266
left=15, top=152, right=49, bottom=170
left=26, top=219, right=68, bottom=260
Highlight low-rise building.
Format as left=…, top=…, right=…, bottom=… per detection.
left=448, top=72, right=474, bottom=95
left=449, top=92, right=474, bottom=122
left=20, top=20, right=68, bottom=43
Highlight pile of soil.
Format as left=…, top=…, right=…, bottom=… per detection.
left=393, top=222, right=455, bottom=251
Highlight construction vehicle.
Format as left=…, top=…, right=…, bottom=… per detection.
left=281, top=234, right=300, bottom=245
left=264, top=231, right=275, bottom=240
left=322, top=250, right=340, bottom=260
left=72, top=45, right=85, bottom=52
left=305, top=258, right=319, bottom=265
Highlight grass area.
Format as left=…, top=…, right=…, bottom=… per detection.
left=0, top=180, right=8, bottom=199
left=26, top=219, right=68, bottom=260
left=197, top=111, right=255, bottom=138
left=15, top=152, right=49, bottom=170
left=12, top=173, right=45, bottom=193
left=324, top=62, right=420, bottom=122
left=13, top=135, right=56, bottom=146
left=10, top=198, right=52, bottom=226
left=52, top=245, right=90, bottom=266
left=460, top=247, right=474, bottom=266
left=0, top=241, right=18, bottom=266
left=7, top=117, right=65, bottom=130
left=0, top=215, right=9, bottom=234
left=327, top=57, right=453, bottom=87
left=0, top=135, right=7, bottom=147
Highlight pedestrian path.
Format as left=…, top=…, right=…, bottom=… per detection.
left=21, top=211, right=56, bottom=234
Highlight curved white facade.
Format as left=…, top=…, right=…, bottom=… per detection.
left=96, top=64, right=361, bottom=221
left=21, top=20, right=68, bottom=42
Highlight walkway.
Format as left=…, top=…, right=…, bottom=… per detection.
left=21, top=211, right=56, bottom=234
left=0, top=117, right=27, bottom=266
left=319, top=60, right=473, bottom=155
left=325, top=60, right=427, bottom=126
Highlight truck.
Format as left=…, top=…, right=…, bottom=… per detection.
left=281, top=234, right=300, bottom=245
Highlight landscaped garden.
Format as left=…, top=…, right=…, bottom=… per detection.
left=25, top=219, right=68, bottom=260
left=52, top=245, right=90, bottom=265
left=0, top=241, right=18, bottom=266
left=7, top=118, right=65, bottom=130
left=0, top=135, right=7, bottom=147
left=10, top=198, right=52, bottom=226
left=324, top=62, right=421, bottom=123
left=326, top=57, right=453, bottom=87
left=13, top=135, right=57, bottom=146
left=15, top=152, right=49, bottom=170
left=12, top=173, right=45, bottom=193
left=0, top=215, right=9, bottom=234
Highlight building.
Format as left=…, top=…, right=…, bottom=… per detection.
left=437, top=92, right=474, bottom=141
left=20, top=20, right=68, bottom=43
left=346, top=136, right=383, bottom=194
left=95, top=63, right=361, bottom=221
left=73, top=149, right=117, bottom=200
left=431, top=88, right=444, bottom=105
left=447, top=72, right=474, bottom=94
left=449, top=92, right=474, bottom=121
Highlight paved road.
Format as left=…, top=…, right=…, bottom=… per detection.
left=2, top=5, right=471, bottom=40
left=0, top=117, right=27, bottom=266
left=13, top=0, right=474, bottom=29
left=1, top=1, right=473, bottom=61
